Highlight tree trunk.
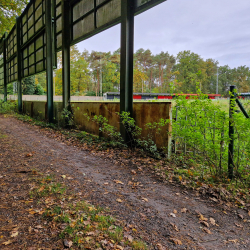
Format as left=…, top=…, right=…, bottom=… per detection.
left=97, top=69, right=99, bottom=96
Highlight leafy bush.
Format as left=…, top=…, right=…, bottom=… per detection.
left=0, top=100, right=17, bottom=114
left=172, top=91, right=250, bottom=183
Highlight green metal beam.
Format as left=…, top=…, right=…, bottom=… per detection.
left=16, top=17, right=22, bottom=112
left=62, top=0, right=71, bottom=109
left=45, top=0, right=54, bottom=122
left=3, top=33, right=7, bottom=102
left=120, top=0, right=135, bottom=143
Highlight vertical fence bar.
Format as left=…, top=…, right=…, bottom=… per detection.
left=173, top=106, right=178, bottom=154
left=62, top=0, right=71, bottom=109
left=120, top=0, right=135, bottom=143
left=228, top=85, right=236, bottom=179
left=167, top=103, right=172, bottom=158
left=3, top=33, right=7, bottom=102
left=45, top=0, right=54, bottom=122
left=16, top=17, right=22, bottom=112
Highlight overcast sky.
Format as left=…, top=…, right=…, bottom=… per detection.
left=77, top=0, right=250, bottom=69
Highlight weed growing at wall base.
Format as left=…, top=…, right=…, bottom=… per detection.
left=0, top=100, right=17, bottom=114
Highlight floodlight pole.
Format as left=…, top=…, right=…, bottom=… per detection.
left=62, top=0, right=71, bottom=109
left=120, top=0, right=135, bottom=143
left=45, top=0, right=54, bottom=122
left=3, top=33, right=7, bottom=102
left=16, top=17, right=22, bottom=112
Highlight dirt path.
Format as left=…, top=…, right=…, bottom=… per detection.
left=0, top=116, right=250, bottom=250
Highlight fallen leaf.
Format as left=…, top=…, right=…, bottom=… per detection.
left=210, top=197, right=218, bottom=202
left=198, top=214, right=208, bottom=221
left=26, top=153, right=33, bottom=157
left=114, top=180, right=124, bottom=185
left=131, top=170, right=136, bottom=175
left=228, top=239, right=238, bottom=243
left=63, top=239, right=73, bottom=248
left=170, top=238, right=182, bottom=245
left=235, top=223, right=243, bottom=228
left=248, top=210, right=250, bottom=216
left=181, top=208, right=187, bottom=213
left=139, top=213, right=147, bottom=219
left=173, top=209, right=177, bottom=214
left=86, top=231, right=96, bottom=236
left=200, top=221, right=209, bottom=227
left=202, top=228, right=212, bottom=234
left=169, top=213, right=176, bottom=218
left=11, top=231, right=18, bottom=237
left=238, top=214, right=244, bottom=219
left=170, top=223, right=179, bottom=232
left=116, top=245, right=124, bottom=250
left=38, top=186, right=45, bottom=192
left=2, top=240, right=12, bottom=245
left=116, top=199, right=123, bottom=203
left=142, top=197, right=148, bottom=202
left=61, top=175, right=66, bottom=179
left=35, top=225, right=43, bottom=229
left=156, top=243, right=165, bottom=250
left=209, top=217, right=216, bottom=225
left=124, top=232, right=134, bottom=242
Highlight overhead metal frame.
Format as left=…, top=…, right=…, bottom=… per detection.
left=0, top=0, right=166, bottom=133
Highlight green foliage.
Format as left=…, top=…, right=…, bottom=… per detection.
left=22, top=76, right=36, bottom=95
left=83, top=111, right=165, bottom=158
left=0, top=0, right=29, bottom=36
left=119, top=111, right=164, bottom=158
left=34, top=83, right=45, bottom=95
left=0, top=100, right=17, bottom=114
left=84, top=113, right=124, bottom=147
left=172, top=91, right=250, bottom=184
left=60, top=107, right=75, bottom=128
left=10, top=45, right=249, bottom=97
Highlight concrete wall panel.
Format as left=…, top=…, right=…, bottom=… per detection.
left=23, top=101, right=172, bottom=150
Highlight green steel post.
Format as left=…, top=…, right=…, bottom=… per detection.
left=16, top=17, right=22, bottom=112
left=120, top=0, right=135, bottom=143
left=52, top=0, right=57, bottom=69
left=45, top=0, right=54, bottom=122
left=62, top=0, right=71, bottom=109
left=3, top=33, right=7, bottom=102
left=228, top=85, right=236, bottom=179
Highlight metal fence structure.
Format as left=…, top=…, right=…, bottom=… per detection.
left=0, top=0, right=166, bottom=142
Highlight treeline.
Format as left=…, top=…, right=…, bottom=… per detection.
left=53, top=46, right=250, bottom=96
left=2, top=46, right=250, bottom=96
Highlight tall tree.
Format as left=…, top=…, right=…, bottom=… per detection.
left=22, top=76, right=36, bottom=95
left=0, top=0, right=28, bottom=36
left=174, top=50, right=206, bottom=93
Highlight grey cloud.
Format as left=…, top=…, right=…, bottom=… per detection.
left=78, top=0, right=250, bottom=68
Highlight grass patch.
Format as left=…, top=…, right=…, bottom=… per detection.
left=27, top=172, right=149, bottom=249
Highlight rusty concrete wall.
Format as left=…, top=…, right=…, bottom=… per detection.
left=22, top=101, right=172, bottom=152
left=23, top=101, right=63, bottom=121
